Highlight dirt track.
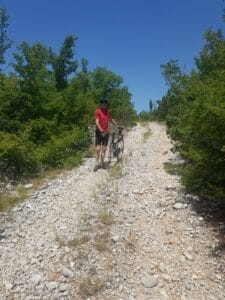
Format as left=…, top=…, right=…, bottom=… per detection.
left=0, top=122, right=224, bottom=299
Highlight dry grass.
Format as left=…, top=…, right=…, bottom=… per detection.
left=143, top=128, right=151, bottom=142
left=0, top=185, right=28, bottom=212
left=88, top=266, right=97, bottom=275
left=128, top=150, right=133, bottom=157
left=0, top=195, right=19, bottom=212
left=141, top=150, right=146, bottom=156
left=123, top=231, right=139, bottom=252
left=47, top=271, right=61, bottom=281
left=76, top=249, right=89, bottom=261
left=98, top=211, right=114, bottom=226
left=109, top=163, right=122, bottom=178
left=55, top=232, right=91, bottom=248
left=31, top=168, right=65, bottom=187
left=85, top=144, right=96, bottom=158
left=139, top=120, right=149, bottom=127
left=163, top=162, right=181, bottom=175
left=78, top=276, right=105, bottom=298
left=94, top=238, right=108, bottom=252
left=94, top=230, right=110, bottom=252
left=55, top=234, right=66, bottom=247
left=0, top=168, right=66, bottom=212
left=68, top=235, right=90, bottom=247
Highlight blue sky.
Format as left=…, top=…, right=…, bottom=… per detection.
left=1, top=0, right=224, bottom=112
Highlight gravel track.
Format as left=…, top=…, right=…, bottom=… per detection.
left=0, top=122, right=224, bottom=300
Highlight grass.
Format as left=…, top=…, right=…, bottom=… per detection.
left=94, top=239, right=108, bottom=252
left=98, top=211, right=114, bottom=226
left=54, top=232, right=66, bottom=247
left=139, top=120, right=150, bottom=127
left=0, top=167, right=64, bottom=212
left=0, top=185, right=28, bottom=212
left=163, top=162, right=181, bottom=175
left=78, top=276, right=105, bottom=298
left=109, top=163, right=122, bottom=178
left=94, top=230, right=110, bottom=252
left=47, top=271, right=61, bottom=281
left=141, top=150, right=146, bottom=156
left=68, top=235, right=90, bottom=247
left=55, top=232, right=91, bottom=248
left=88, top=266, right=97, bottom=275
left=128, top=150, right=133, bottom=157
left=143, top=128, right=151, bottom=142
left=0, top=151, right=85, bottom=212
left=84, top=144, right=96, bottom=158
left=138, top=120, right=152, bottom=141
left=123, top=231, right=139, bottom=252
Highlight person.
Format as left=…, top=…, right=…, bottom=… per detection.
left=94, top=98, right=118, bottom=171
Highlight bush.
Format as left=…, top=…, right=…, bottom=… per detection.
left=0, top=132, right=39, bottom=179
left=27, top=118, right=57, bottom=145
left=0, top=127, right=92, bottom=180
left=37, top=127, right=91, bottom=168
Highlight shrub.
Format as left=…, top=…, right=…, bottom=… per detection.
left=37, top=127, right=91, bottom=168
left=0, top=132, right=39, bottom=179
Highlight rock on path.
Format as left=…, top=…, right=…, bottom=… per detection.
left=0, top=122, right=224, bottom=299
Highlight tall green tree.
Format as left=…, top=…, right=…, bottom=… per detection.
left=149, top=99, right=153, bottom=112
left=160, top=59, right=182, bottom=87
left=12, top=42, right=54, bottom=120
left=13, top=42, right=53, bottom=86
left=158, top=60, right=187, bottom=131
left=0, top=7, right=12, bottom=71
left=156, top=26, right=225, bottom=204
left=194, top=29, right=225, bottom=77
left=53, top=34, right=78, bottom=91
left=81, top=58, right=88, bottom=73
left=72, top=58, right=91, bottom=94
left=91, top=67, right=123, bottom=100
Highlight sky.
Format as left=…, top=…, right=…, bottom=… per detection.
left=0, top=0, right=225, bottom=113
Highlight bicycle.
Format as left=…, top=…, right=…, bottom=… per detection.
left=108, top=127, right=124, bottom=163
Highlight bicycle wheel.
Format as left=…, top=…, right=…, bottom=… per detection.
left=108, top=141, right=114, bottom=163
left=116, top=138, right=124, bottom=161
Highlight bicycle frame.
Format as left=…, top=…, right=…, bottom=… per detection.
left=108, top=128, right=124, bottom=162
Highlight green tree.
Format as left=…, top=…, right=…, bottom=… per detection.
left=149, top=99, right=153, bottom=112
left=194, top=29, right=225, bottom=77
left=160, top=59, right=182, bottom=87
left=91, top=67, right=123, bottom=98
left=53, top=34, right=78, bottom=91
left=156, top=27, right=225, bottom=204
left=157, top=60, right=187, bottom=133
left=72, top=58, right=91, bottom=94
left=81, top=58, right=88, bottom=73
left=13, top=42, right=53, bottom=88
left=0, top=74, right=22, bottom=132
left=12, top=42, right=54, bottom=120
left=0, top=7, right=12, bottom=71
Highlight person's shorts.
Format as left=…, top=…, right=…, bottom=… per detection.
left=95, top=131, right=109, bottom=146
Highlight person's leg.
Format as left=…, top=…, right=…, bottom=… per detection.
left=94, top=132, right=109, bottom=171
left=94, top=145, right=101, bottom=171
left=101, top=133, right=109, bottom=166
left=94, top=131, right=102, bottom=171
left=96, top=145, right=101, bottom=163
left=100, top=145, right=107, bottom=165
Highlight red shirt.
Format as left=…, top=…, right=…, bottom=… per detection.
left=94, top=108, right=112, bottom=132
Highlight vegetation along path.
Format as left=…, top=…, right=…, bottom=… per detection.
left=0, top=122, right=225, bottom=299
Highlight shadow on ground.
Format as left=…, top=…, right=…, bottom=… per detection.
left=164, top=160, right=225, bottom=264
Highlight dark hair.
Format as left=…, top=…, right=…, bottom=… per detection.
left=99, top=98, right=109, bottom=104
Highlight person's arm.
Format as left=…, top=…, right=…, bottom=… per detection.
left=95, top=118, right=104, bottom=132
left=110, top=118, right=119, bottom=128
left=94, top=109, right=105, bottom=132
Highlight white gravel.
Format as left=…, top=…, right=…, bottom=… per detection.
left=0, top=122, right=224, bottom=300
